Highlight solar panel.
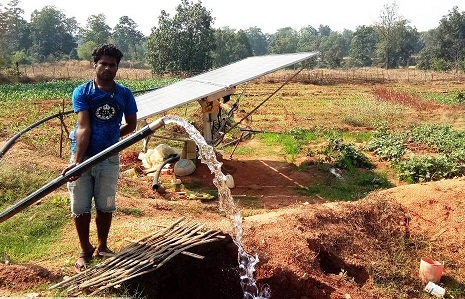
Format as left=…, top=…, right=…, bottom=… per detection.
left=135, top=52, right=318, bottom=121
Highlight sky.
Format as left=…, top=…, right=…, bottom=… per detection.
left=12, top=0, right=465, bottom=36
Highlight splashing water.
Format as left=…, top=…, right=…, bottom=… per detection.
left=163, top=115, right=271, bottom=299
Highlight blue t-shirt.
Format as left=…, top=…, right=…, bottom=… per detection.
left=70, top=80, right=138, bottom=156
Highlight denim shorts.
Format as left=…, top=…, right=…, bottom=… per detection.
left=67, top=154, right=120, bottom=216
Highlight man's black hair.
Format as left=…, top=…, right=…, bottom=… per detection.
left=92, top=44, right=123, bottom=65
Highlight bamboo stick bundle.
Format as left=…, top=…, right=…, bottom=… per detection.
left=49, top=217, right=224, bottom=296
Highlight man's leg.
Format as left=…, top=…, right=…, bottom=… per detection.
left=68, top=163, right=95, bottom=272
left=73, top=212, right=94, bottom=272
left=94, top=155, right=119, bottom=255
left=96, top=210, right=112, bottom=251
left=74, top=212, right=94, bottom=254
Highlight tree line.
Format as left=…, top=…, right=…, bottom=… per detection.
left=1, top=0, right=465, bottom=76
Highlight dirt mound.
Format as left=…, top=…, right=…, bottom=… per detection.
left=378, top=178, right=465, bottom=242
left=0, top=264, right=61, bottom=296
left=239, top=195, right=407, bottom=299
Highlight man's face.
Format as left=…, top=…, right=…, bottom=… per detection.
left=94, top=55, right=118, bottom=81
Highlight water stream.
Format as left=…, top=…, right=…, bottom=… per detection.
left=163, top=115, right=271, bottom=299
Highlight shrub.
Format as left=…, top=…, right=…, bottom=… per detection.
left=365, top=128, right=406, bottom=161
left=320, top=136, right=372, bottom=170
left=394, top=154, right=462, bottom=183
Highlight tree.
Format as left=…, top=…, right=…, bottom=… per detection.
left=29, top=6, right=78, bottom=62
left=395, top=21, right=420, bottom=67
left=349, top=25, right=379, bottom=67
left=244, top=27, right=269, bottom=55
left=375, top=1, right=402, bottom=68
left=211, top=27, right=252, bottom=68
left=416, top=30, right=441, bottom=70
left=418, top=7, right=465, bottom=71
left=340, top=29, right=353, bottom=58
left=147, top=0, right=215, bottom=75
left=80, top=14, right=111, bottom=46
left=268, top=27, right=298, bottom=54
left=0, top=3, right=11, bottom=68
left=4, top=1, right=30, bottom=55
left=236, top=30, right=253, bottom=59
left=318, top=25, right=331, bottom=37
left=77, top=40, right=97, bottom=61
left=374, top=1, right=419, bottom=69
left=0, top=0, right=31, bottom=67
left=319, top=31, right=345, bottom=68
left=112, top=16, right=145, bottom=61
left=297, top=25, right=319, bottom=52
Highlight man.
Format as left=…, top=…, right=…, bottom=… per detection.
left=62, top=44, right=138, bottom=273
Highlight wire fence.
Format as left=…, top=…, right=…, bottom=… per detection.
left=263, top=68, right=465, bottom=85
left=8, top=61, right=465, bottom=84
left=13, top=61, right=154, bottom=81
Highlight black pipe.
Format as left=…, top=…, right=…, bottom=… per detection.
left=0, top=109, right=74, bottom=159
left=132, top=87, right=161, bottom=94
left=0, top=87, right=163, bottom=160
left=152, top=153, right=180, bottom=191
left=0, top=118, right=165, bottom=224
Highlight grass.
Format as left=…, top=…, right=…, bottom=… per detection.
left=342, top=131, right=373, bottom=143
left=0, top=163, right=58, bottom=209
left=256, top=129, right=319, bottom=161
left=117, top=207, right=145, bottom=217
left=223, top=145, right=256, bottom=156
left=0, top=162, right=68, bottom=264
left=341, top=95, right=407, bottom=129
left=420, top=90, right=465, bottom=105
left=297, top=167, right=392, bottom=201
left=235, top=196, right=266, bottom=217
left=0, top=197, right=69, bottom=263
left=369, top=235, right=430, bottom=298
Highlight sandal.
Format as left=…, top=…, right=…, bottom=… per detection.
left=74, top=247, right=95, bottom=274
left=96, top=247, right=115, bottom=259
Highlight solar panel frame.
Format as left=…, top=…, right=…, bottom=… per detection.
left=135, top=52, right=318, bottom=121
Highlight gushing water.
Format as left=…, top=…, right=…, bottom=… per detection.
left=163, top=115, right=271, bottom=299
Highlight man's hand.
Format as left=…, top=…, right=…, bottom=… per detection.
left=62, top=162, right=81, bottom=182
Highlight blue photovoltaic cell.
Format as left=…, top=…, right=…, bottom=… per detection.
left=135, top=52, right=318, bottom=121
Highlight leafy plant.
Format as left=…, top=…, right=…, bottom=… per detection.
left=409, top=124, right=465, bottom=153
left=366, top=124, right=465, bottom=183
left=339, top=268, right=355, bottom=282
left=456, top=91, right=465, bottom=104
left=319, top=136, right=373, bottom=170
left=421, top=90, right=465, bottom=105
left=365, top=127, right=406, bottom=161
left=0, top=78, right=176, bottom=103
left=394, top=154, right=462, bottom=183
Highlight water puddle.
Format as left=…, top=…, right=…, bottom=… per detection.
left=163, top=115, right=271, bottom=299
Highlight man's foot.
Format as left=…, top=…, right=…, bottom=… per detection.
left=74, top=247, right=95, bottom=274
left=96, top=247, right=115, bottom=259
